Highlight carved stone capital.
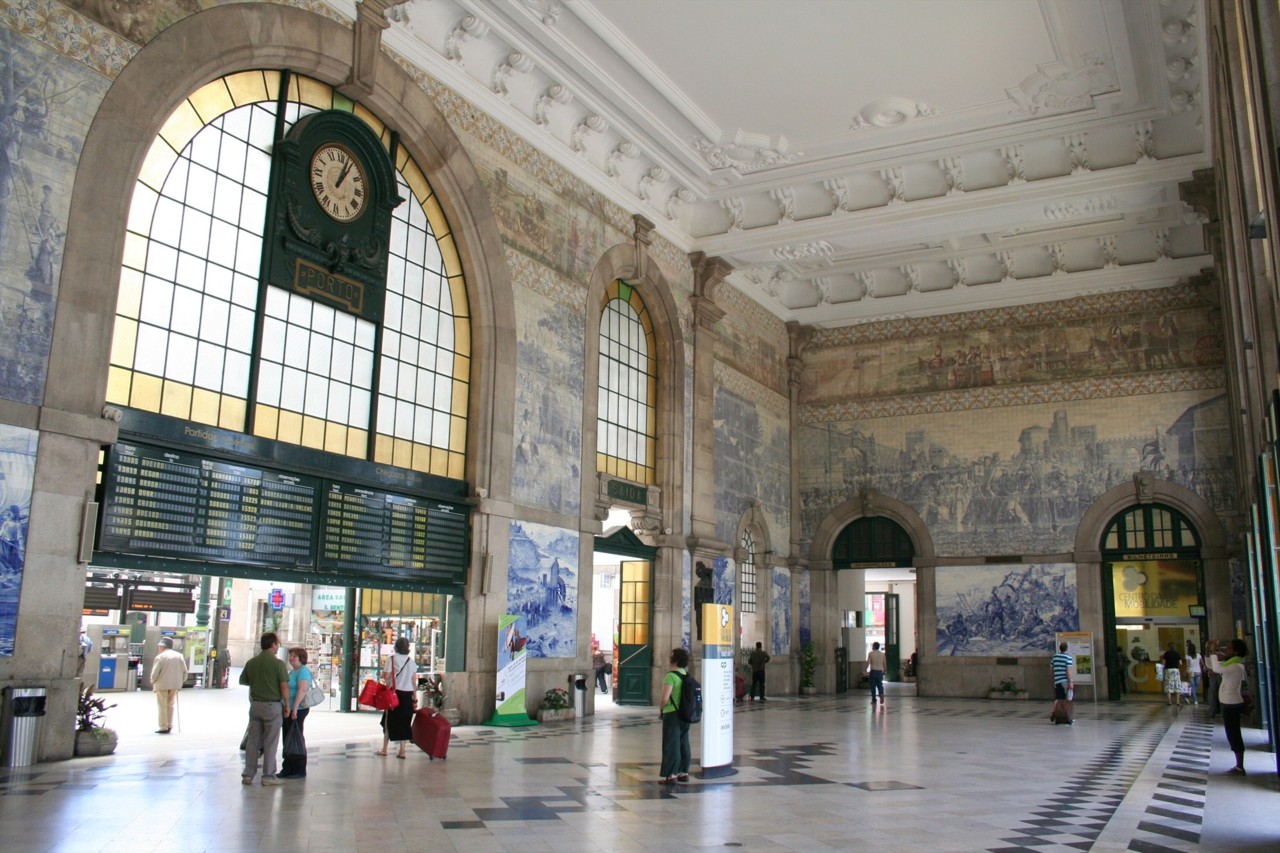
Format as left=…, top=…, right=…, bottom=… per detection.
left=1132, top=471, right=1155, bottom=504
left=692, top=294, right=726, bottom=330
left=690, top=252, right=733, bottom=300
left=1179, top=168, right=1217, bottom=223
left=345, top=0, right=410, bottom=99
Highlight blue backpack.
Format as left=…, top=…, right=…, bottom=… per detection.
left=673, top=670, right=702, bottom=723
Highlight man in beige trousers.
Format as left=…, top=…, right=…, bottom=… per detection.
left=150, top=636, right=188, bottom=734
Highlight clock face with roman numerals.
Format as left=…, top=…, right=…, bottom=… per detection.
left=309, top=143, right=367, bottom=222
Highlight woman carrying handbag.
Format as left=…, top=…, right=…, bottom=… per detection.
left=376, top=637, right=417, bottom=759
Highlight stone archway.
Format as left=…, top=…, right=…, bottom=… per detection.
left=808, top=491, right=935, bottom=693
left=1073, top=472, right=1232, bottom=700
left=47, top=3, right=516, bottom=729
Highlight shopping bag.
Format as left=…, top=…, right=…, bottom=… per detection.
left=358, top=678, right=383, bottom=707
left=283, top=721, right=305, bottom=758
left=376, top=686, right=399, bottom=711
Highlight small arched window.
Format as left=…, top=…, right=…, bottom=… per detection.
left=740, top=529, right=757, bottom=614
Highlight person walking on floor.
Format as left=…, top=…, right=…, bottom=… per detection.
left=1185, top=641, right=1202, bottom=706
left=1161, top=641, right=1184, bottom=707
left=747, top=641, right=770, bottom=702
left=657, top=647, right=692, bottom=785
left=1050, top=641, right=1074, bottom=725
left=593, top=646, right=609, bottom=694
left=376, top=637, right=416, bottom=760
left=1209, top=638, right=1250, bottom=775
left=278, top=647, right=312, bottom=779
left=149, top=636, right=187, bottom=734
left=867, top=642, right=887, bottom=706
left=239, top=632, right=289, bottom=786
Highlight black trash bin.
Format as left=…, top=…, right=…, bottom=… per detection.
left=2, top=686, right=47, bottom=767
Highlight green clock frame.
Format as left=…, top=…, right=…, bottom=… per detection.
left=261, top=109, right=402, bottom=323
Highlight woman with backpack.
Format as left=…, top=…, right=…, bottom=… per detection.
left=658, top=647, right=692, bottom=785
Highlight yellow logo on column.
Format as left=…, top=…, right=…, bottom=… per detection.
left=703, top=604, right=734, bottom=646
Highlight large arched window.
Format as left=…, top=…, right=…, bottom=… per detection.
left=107, top=71, right=469, bottom=478
left=596, top=280, right=655, bottom=484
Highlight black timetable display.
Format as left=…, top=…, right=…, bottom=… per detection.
left=99, top=442, right=320, bottom=568
left=319, top=484, right=468, bottom=580
left=98, top=441, right=469, bottom=585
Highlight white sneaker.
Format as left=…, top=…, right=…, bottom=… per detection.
left=241, top=776, right=253, bottom=786
left=260, top=777, right=283, bottom=786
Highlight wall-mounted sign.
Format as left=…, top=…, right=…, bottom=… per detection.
left=269, top=588, right=286, bottom=610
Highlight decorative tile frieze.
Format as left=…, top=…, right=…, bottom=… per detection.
left=505, top=247, right=583, bottom=311
left=3, top=0, right=137, bottom=78
left=801, top=367, right=1226, bottom=423
left=809, top=283, right=1207, bottom=349
left=716, top=282, right=786, bottom=339
left=714, top=360, right=788, bottom=418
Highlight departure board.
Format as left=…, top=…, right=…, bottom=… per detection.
left=319, top=484, right=468, bottom=580
left=99, top=442, right=319, bottom=568
left=98, top=439, right=469, bottom=586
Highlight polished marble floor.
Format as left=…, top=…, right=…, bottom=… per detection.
left=1, top=682, right=1275, bottom=852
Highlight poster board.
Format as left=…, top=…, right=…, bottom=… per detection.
left=485, top=614, right=536, bottom=727
left=1056, top=631, right=1094, bottom=686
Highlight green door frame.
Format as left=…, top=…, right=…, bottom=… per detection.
left=596, top=526, right=657, bottom=706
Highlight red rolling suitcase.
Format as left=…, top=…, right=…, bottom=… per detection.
left=411, top=708, right=451, bottom=759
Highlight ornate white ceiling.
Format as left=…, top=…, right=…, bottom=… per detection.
left=344, top=0, right=1211, bottom=328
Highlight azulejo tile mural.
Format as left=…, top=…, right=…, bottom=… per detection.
left=935, top=563, right=1078, bottom=656
left=0, top=22, right=110, bottom=405
left=510, top=285, right=585, bottom=515
left=769, top=567, right=791, bottom=656
left=713, top=368, right=790, bottom=546
left=0, top=424, right=38, bottom=656
left=799, top=390, right=1236, bottom=556
left=507, top=520, right=579, bottom=659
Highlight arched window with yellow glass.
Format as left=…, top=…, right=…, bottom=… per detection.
left=107, top=71, right=469, bottom=479
left=596, top=280, right=655, bottom=484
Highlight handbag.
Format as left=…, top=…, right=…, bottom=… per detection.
left=299, top=674, right=326, bottom=709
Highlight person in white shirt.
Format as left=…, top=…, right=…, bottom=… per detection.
left=1209, top=638, right=1250, bottom=775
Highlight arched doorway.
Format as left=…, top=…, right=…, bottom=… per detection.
left=594, top=524, right=657, bottom=706
left=1100, top=503, right=1205, bottom=701
left=833, top=517, right=917, bottom=684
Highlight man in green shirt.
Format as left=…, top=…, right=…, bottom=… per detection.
left=239, top=632, right=290, bottom=786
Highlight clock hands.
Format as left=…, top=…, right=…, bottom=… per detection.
left=335, top=159, right=353, bottom=189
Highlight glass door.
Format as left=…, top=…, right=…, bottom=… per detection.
left=615, top=559, right=652, bottom=705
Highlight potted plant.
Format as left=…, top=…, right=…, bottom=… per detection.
left=74, top=684, right=119, bottom=756
left=988, top=677, right=1029, bottom=700
left=537, top=687, right=575, bottom=722
left=799, top=642, right=818, bottom=695
left=418, top=674, right=461, bottom=726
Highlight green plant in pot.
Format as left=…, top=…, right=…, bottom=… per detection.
left=75, top=683, right=119, bottom=756
left=799, top=641, right=817, bottom=693
left=537, top=686, right=575, bottom=722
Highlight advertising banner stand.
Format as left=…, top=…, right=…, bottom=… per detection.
left=485, top=614, right=537, bottom=727
left=700, top=603, right=737, bottom=778
left=1056, top=631, right=1096, bottom=711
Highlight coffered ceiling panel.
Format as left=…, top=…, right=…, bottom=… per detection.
left=354, top=0, right=1212, bottom=328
